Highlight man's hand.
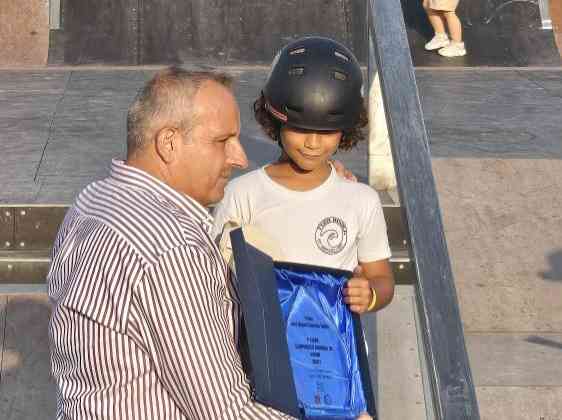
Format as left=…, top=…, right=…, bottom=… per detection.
left=343, top=266, right=372, bottom=314
left=331, top=159, right=357, bottom=182
left=356, top=412, right=373, bottom=420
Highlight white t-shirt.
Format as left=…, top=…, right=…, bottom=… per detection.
left=212, top=165, right=391, bottom=271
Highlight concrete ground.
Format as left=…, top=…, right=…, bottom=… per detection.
left=1, top=67, right=561, bottom=419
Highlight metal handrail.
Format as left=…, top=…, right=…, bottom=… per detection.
left=366, top=0, right=480, bottom=418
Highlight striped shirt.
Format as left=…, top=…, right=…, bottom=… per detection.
left=48, top=159, right=292, bottom=420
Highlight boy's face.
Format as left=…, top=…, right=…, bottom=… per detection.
left=280, top=126, right=342, bottom=172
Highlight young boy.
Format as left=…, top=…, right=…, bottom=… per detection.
left=423, top=0, right=466, bottom=57
left=213, top=36, right=394, bottom=317
left=213, top=37, right=393, bottom=420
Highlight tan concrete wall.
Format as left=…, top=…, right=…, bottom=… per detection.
left=552, top=0, right=562, bottom=57
left=433, top=158, right=562, bottom=333
left=433, top=158, right=562, bottom=418
left=0, top=0, right=50, bottom=66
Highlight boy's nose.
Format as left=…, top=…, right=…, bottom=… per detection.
left=304, top=133, right=321, bottom=149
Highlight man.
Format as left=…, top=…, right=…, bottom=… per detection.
left=49, top=67, right=284, bottom=420
left=48, top=67, right=372, bottom=419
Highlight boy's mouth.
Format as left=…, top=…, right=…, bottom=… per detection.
left=300, top=152, right=322, bottom=159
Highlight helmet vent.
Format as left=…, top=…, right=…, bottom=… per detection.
left=285, top=105, right=304, bottom=114
left=333, top=71, right=347, bottom=81
left=334, top=51, right=350, bottom=62
left=288, top=67, right=305, bottom=76
left=327, top=111, right=343, bottom=121
left=289, top=47, right=306, bottom=55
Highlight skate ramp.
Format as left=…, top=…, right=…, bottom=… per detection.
left=404, top=0, right=561, bottom=66
left=402, top=0, right=560, bottom=67
left=1, top=65, right=562, bottom=419
left=46, top=0, right=561, bottom=66
left=48, top=0, right=367, bottom=65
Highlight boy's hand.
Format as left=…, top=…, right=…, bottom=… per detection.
left=356, top=413, right=373, bottom=420
left=343, top=266, right=373, bottom=314
left=331, top=159, right=357, bottom=182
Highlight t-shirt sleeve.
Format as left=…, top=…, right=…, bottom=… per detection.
left=357, top=188, right=392, bottom=263
left=212, top=181, right=245, bottom=241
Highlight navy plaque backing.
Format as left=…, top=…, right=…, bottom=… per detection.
left=230, top=228, right=301, bottom=418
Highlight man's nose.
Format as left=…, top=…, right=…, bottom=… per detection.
left=227, top=139, right=249, bottom=169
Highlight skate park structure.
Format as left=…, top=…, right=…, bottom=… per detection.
left=1, top=1, right=562, bottom=419
left=2, top=0, right=561, bottom=66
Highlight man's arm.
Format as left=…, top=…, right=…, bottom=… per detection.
left=331, top=159, right=358, bottom=182
left=132, top=245, right=293, bottom=420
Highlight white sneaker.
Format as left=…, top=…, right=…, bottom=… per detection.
left=424, top=34, right=450, bottom=51
left=438, top=42, right=467, bottom=57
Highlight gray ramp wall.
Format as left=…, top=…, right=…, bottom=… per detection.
left=47, top=0, right=560, bottom=66
left=53, top=0, right=365, bottom=65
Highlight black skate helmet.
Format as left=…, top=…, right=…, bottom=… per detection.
left=262, top=36, right=363, bottom=132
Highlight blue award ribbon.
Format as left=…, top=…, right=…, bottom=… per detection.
left=274, top=265, right=367, bottom=419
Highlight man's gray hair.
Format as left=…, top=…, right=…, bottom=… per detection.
left=126, top=66, right=233, bottom=157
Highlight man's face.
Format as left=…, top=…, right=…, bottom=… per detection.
left=169, top=81, right=248, bottom=206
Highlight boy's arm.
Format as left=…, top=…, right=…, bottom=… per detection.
left=344, top=261, right=395, bottom=313
left=346, top=186, right=394, bottom=313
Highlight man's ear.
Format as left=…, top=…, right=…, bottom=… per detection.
left=155, top=127, right=179, bottom=163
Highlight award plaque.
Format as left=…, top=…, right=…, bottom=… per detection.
left=231, top=229, right=376, bottom=420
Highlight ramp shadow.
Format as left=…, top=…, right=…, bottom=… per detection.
left=525, top=335, right=562, bottom=351
left=0, top=296, right=55, bottom=420
left=539, top=250, right=562, bottom=282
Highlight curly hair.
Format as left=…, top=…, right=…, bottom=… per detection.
left=253, top=93, right=368, bottom=151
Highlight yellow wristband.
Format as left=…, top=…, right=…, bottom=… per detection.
left=367, top=288, right=377, bottom=311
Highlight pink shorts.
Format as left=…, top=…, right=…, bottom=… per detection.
left=423, top=0, right=459, bottom=12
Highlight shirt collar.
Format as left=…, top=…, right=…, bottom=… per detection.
left=109, top=159, right=214, bottom=232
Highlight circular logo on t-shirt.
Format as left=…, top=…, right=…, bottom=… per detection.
left=315, top=216, right=348, bottom=255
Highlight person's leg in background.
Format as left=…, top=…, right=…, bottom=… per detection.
left=422, top=0, right=450, bottom=50
left=438, top=10, right=466, bottom=57
left=444, top=10, right=462, bottom=42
